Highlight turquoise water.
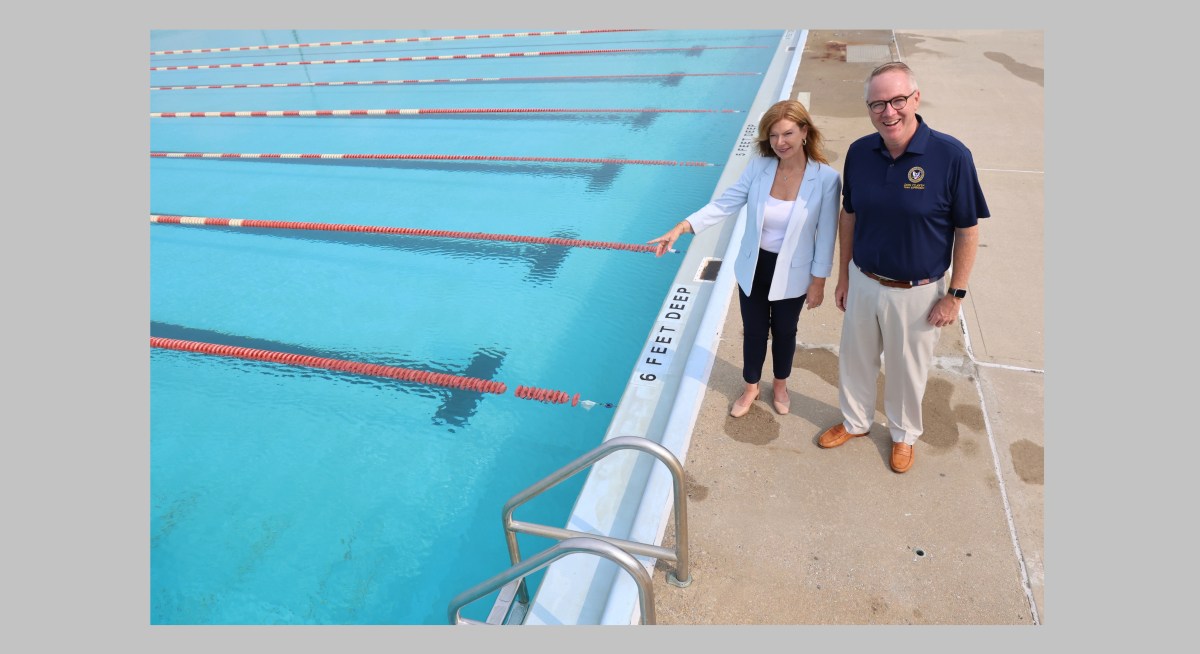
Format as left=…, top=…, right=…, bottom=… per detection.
left=150, top=28, right=782, bottom=624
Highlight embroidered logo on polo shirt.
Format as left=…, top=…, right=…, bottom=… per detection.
left=904, top=166, right=926, bottom=190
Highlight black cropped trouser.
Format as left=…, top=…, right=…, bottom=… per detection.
left=737, top=249, right=806, bottom=384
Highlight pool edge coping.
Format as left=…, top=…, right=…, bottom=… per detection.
left=522, top=29, right=808, bottom=625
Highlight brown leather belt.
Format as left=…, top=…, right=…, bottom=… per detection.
left=858, top=266, right=942, bottom=289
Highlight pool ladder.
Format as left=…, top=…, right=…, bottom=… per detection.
left=447, top=435, right=691, bottom=625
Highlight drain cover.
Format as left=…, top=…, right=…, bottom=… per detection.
left=697, top=257, right=722, bottom=282
left=846, top=44, right=893, bottom=64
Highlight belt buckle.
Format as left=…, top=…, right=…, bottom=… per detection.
left=873, top=270, right=909, bottom=287
left=859, top=266, right=915, bottom=288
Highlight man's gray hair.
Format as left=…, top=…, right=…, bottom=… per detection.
left=864, top=61, right=919, bottom=100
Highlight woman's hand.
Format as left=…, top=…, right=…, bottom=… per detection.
left=647, top=221, right=691, bottom=257
left=806, top=277, right=826, bottom=309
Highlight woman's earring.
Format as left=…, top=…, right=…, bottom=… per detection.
left=802, top=138, right=807, bottom=146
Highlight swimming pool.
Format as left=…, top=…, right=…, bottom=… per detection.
left=150, top=28, right=787, bottom=624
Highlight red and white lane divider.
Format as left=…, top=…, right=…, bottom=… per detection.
left=150, top=71, right=761, bottom=92
left=150, top=214, right=678, bottom=254
left=150, top=151, right=715, bottom=167
left=514, top=385, right=581, bottom=406
left=151, top=337, right=614, bottom=409
left=151, top=106, right=740, bottom=118
left=151, top=29, right=652, bottom=56
left=151, top=337, right=508, bottom=394
left=150, top=45, right=767, bottom=71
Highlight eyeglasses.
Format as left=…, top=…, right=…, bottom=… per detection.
left=867, top=90, right=917, bottom=114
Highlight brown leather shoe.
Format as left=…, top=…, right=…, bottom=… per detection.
left=817, top=424, right=868, bottom=448
left=890, top=442, right=914, bottom=473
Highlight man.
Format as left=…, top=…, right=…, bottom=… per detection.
left=817, top=62, right=989, bottom=473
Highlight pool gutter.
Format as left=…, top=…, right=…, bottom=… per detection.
left=523, top=29, right=809, bottom=625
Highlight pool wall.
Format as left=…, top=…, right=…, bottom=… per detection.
left=524, top=29, right=808, bottom=625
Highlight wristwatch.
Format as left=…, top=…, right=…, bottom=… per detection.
left=947, top=288, right=967, bottom=299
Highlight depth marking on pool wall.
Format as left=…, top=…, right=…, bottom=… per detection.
left=732, top=121, right=759, bottom=158
left=633, top=283, right=699, bottom=387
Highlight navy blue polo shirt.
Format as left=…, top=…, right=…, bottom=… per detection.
left=842, top=115, right=990, bottom=282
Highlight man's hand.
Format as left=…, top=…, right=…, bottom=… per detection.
left=927, top=294, right=961, bottom=327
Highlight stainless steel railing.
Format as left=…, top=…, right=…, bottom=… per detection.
left=446, top=435, right=691, bottom=625
left=502, top=436, right=691, bottom=607
left=447, top=536, right=656, bottom=625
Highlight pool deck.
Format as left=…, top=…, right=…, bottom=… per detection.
left=648, top=29, right=1045, bottom=625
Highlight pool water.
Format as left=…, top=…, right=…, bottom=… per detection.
left=150, top=28, right=783, bottom=624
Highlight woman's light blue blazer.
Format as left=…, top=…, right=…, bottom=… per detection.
left=684, top=155, right=841, bottom=301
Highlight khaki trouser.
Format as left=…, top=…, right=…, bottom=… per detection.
left=839, top=263, right=946, bottom=445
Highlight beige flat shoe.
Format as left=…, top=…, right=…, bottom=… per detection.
left=730, top=387, right=760, bottom=418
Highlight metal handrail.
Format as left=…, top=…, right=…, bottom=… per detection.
left=502, top=435, right=691, bottom=611
left=447, top=536, right=656, bottom=625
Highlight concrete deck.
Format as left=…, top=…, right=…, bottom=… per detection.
left=648, top=29, right=1044, bottom=625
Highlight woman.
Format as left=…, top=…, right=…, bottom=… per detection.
left=649, top=99, right=840, bottom=417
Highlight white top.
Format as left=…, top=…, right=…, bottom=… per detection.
left=684, top=156, right=842, bottom=301
left=759, top=195, right=794, bottom=253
